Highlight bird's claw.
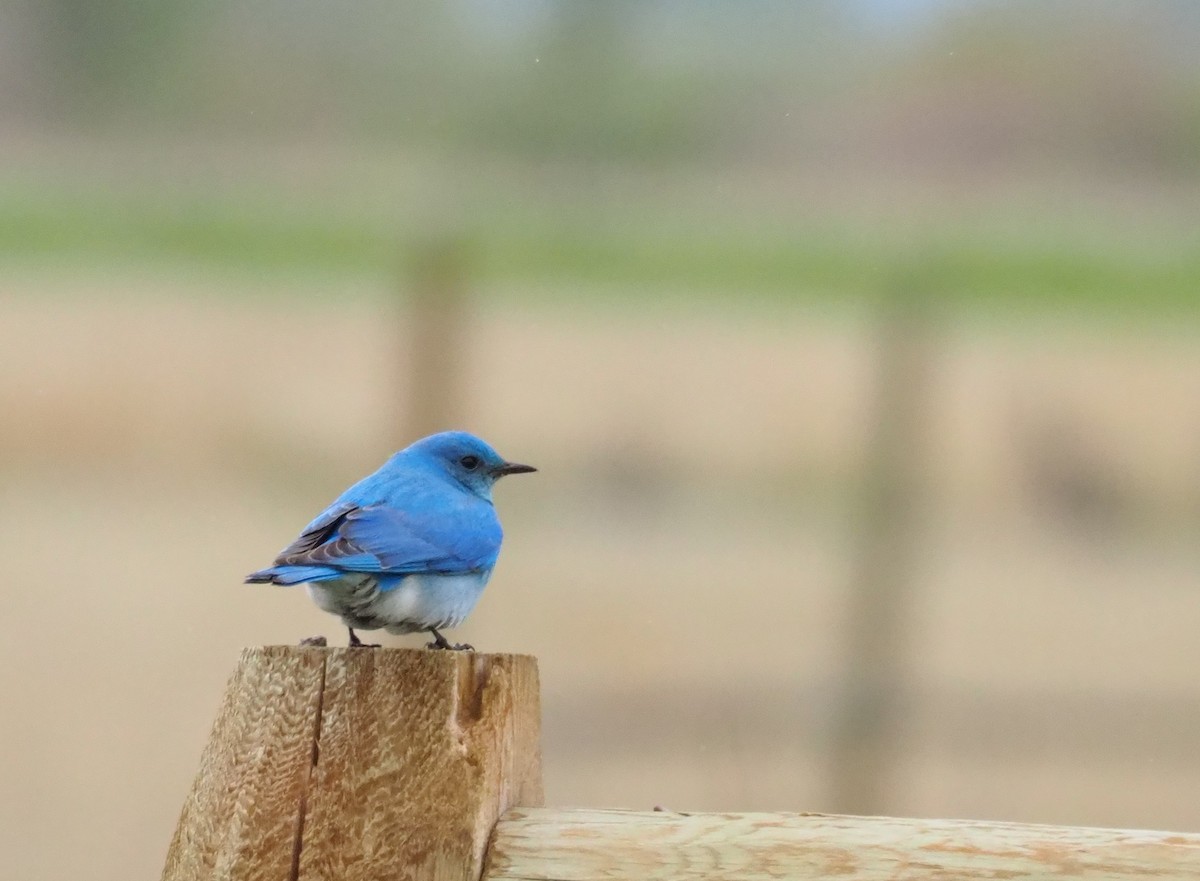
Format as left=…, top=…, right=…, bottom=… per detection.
left=427, top=628, right=467, bottom=650
left=425, top=639, right=475, bottom=651
left=299, top=635, right=328, bottom=647
left=347, top=629, right=381, bottom=648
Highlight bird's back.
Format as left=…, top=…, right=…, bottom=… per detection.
left=249, top=451, right=502, bottom=585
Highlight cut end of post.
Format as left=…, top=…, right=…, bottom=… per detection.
left=162, top=646, right=543, bottom=881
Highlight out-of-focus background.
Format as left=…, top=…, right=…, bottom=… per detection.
left=3, top=1, right=1200, bottom=878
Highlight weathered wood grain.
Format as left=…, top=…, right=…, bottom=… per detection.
left=483, top=808, right=1200, bottom=881
left=161, top=647, right=542, bottom=881
left=161, top=646, right=327, bottom=881
left=298, top=649, right=543, bottom=881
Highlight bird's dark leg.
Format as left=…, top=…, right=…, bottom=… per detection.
left=426, top=628, right=474, bottom=651
left=348, top=628, right=380, bottom=648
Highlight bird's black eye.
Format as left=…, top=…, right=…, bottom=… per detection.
left=460, top=455, right=481, bottom=471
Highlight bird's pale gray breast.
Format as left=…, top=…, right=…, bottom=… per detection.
left=305, top=571, right=491, bottom=634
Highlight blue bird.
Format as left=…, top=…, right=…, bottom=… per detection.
left=246, top=431, right=535, bottom=649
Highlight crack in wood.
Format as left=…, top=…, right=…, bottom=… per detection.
left=290, top=653, right=326, bottom=881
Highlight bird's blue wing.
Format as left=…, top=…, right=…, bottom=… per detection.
left=273, top=502, right=501, bottom=576
left=276, top=500, right=359, bottom=559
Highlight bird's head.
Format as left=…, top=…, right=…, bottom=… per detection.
left=406, top=431, right=536, bottom=498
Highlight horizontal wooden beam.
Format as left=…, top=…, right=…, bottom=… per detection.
left=483, top=808, right=1200, bottom=881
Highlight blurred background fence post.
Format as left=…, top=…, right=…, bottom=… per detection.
left=404, top=232, right=472, bottom=440
left=828, top=276, right=938, bottom=815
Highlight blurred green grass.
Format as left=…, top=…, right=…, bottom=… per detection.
left=2, top=182, right=1196, bottom=314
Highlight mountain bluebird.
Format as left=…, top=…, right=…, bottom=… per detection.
left=246, top=431, right=535, bottom=649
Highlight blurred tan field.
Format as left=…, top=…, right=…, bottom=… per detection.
left=5, top=3, right=1200, bottom=880
left=3, top=271, right=1199, bottom=881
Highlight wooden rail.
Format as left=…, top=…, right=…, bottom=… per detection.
left=485, top=808, right=1200, bottom=880
left=162, top=647, right=1200, bottom=881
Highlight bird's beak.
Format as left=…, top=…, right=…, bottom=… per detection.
left=494, top=461, right=537, bottom=477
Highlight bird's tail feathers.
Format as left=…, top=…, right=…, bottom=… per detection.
left=244, top=565, right=341, bottom=586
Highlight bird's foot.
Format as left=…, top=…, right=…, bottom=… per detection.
left=347, top=628, right=380, bottom=648
left=299, top=635, right=328, bottom=647
left=426, top=628, right=474, bottom=651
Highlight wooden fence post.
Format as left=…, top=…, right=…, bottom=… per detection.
left=161, top=646, right=542, bottom=881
